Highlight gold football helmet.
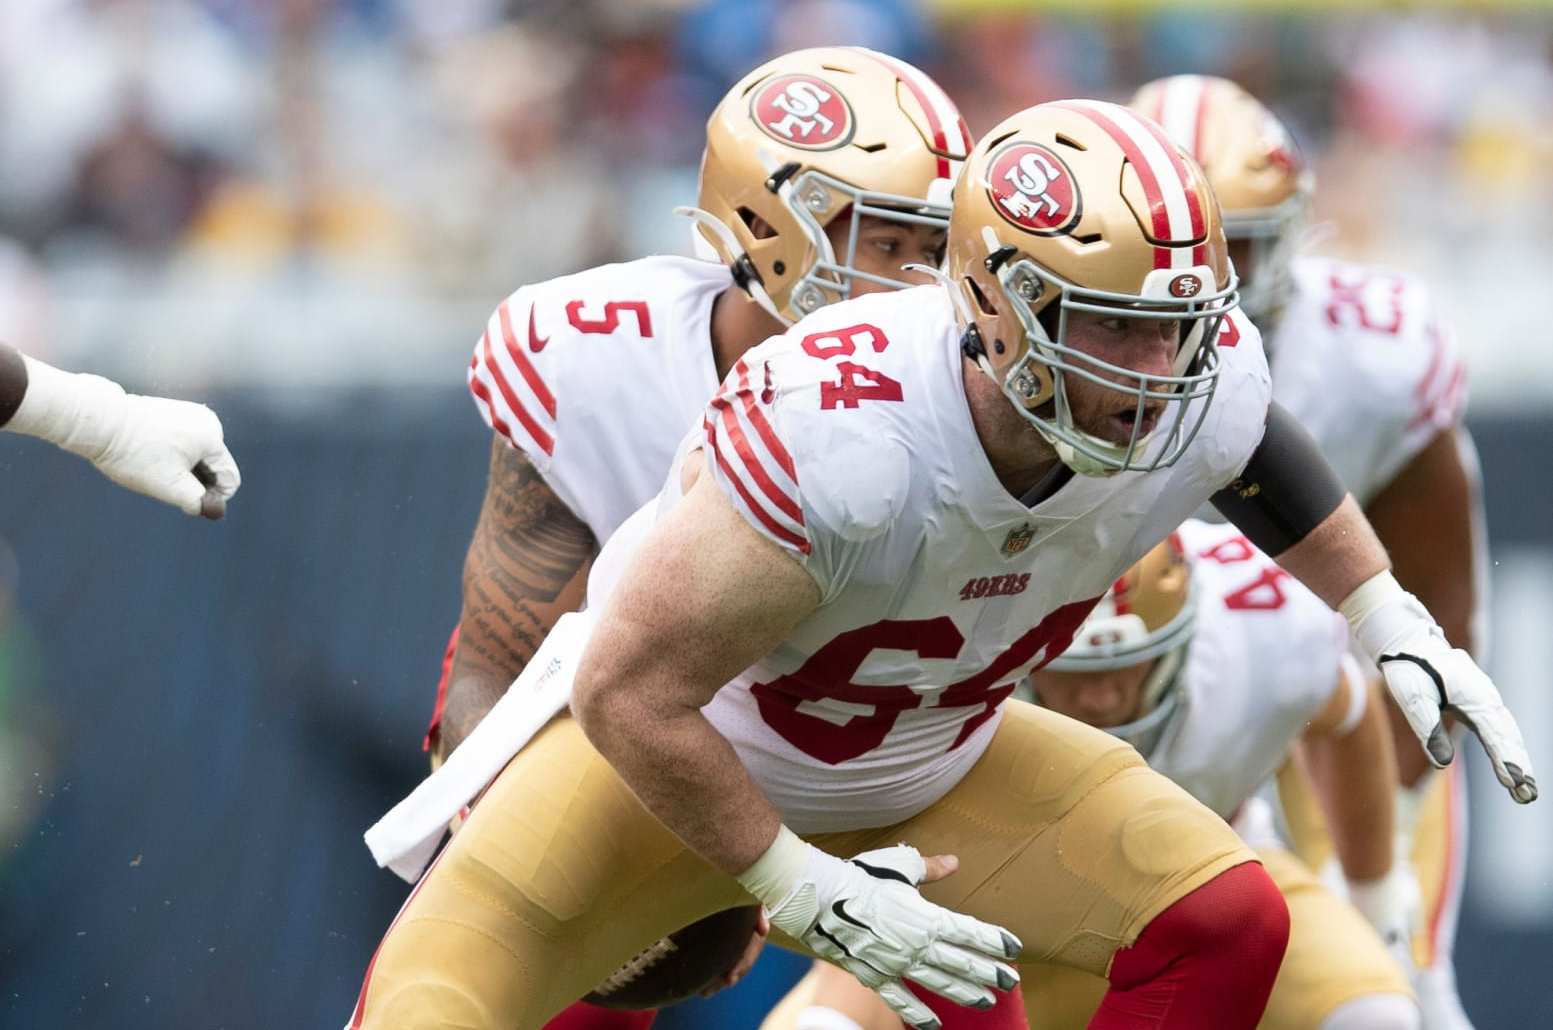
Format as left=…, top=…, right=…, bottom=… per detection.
left=1130, top=75, right=1313, bottom=327
left=1046, top=533, right=1197, bottom=748
left=685, top=47, right=972, bottom=324
left=946, top=100, right=1237, bottom=476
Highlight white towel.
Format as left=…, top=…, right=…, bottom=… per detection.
left=364, top=609, right=594, bottom=882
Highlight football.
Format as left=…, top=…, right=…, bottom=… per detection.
left=583, top=905, right=762, bottom=1010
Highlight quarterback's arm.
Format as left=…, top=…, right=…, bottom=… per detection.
left=439, top=438, right=597, bottom=757
left=574, top=454, right=1020, bottom=1026
left=0, top=341, right=239, bottom=519
left=1213, top=403, right=1536, bottom=804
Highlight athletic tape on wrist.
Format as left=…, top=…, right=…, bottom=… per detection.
left=1337, top=570, right=1404, bottom=627
left=735, top=825, right=810, bottom=909
left=8, top=355, right=126, bottom=455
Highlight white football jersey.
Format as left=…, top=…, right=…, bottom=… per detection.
left=1271, top=256, right=1466, bottom=505
left=1139, top=519, right=1350, bottom=820
left=467, top=255, right=731, bottom=542
left=592, top=284, right=1273, bottom=833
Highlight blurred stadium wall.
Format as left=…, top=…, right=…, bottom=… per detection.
left=3, top=0, right=1552, bottom=1026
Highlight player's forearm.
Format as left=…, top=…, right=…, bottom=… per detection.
left=443, top=576, right=589, bottom=753
left=0, top=342, right=27, bottom=426
left=440, top=440, right=596, bottom=755
left=1305, top=687, right=1397, bottom=882
left=1272, top=496, right=1389, bottom=612
left=575, top=686, right=783, bottom=875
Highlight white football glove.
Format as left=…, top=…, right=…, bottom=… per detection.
left=739, top=830, right=1020, bottom=1030
left=1343, top=572, right=1536, bottom=804
left=8, top=355, right=240, bottom=519
left=90, top=393, right=241, bottom=519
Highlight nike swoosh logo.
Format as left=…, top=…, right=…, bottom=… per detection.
left=528, top=305, right=549, bottom=353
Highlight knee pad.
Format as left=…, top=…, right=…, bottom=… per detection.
left=1320, top=993, right=1421, bottom=1030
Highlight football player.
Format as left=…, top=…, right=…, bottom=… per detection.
left=0, top=341, right=239, bottom=518
left=418, top=46, right=973, bottom=1030
left=767, top=523, right=1422, bottom=1030
left=351, top=100, right=1533, bottom=1030
left=1131, top=75, right=1484, bottom=1028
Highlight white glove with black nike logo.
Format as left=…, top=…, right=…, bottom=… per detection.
left=737, top=828, right=1021, bottom=1030
left=1342, top=571, right=1537, bottom=804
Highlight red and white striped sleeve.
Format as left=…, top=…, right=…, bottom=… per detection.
left=466, top=289, right=559, bottom=467
left=1408, top=318, right=1468, bottom=440
left=702, top=356, right=811, bottom=558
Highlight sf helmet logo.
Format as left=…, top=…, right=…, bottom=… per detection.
left=751, top=74, right=854, bottom=150
left=1169, top=273, right=1203, bottom=298
left=986, top=142, right=1081, bottom=235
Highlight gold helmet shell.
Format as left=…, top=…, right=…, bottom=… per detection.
left=946, top=100, right=1237, bottom=476
left=1045, top=532, right=1197, bottom=745
left=690, top=47, right=972, bottom=324
left=1130, top=75, right=1313, bottom=325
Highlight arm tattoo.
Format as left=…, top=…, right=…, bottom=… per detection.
left=442, top=440, right=597, bottom=751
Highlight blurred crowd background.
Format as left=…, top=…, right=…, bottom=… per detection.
left=2, top=1, right=1552, bottom=1027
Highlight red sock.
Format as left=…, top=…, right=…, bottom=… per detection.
left=542, top=1002, right=657, bottom=1030
left=909, top=980, right=1027, bottom=1029
left=1088, top=861, right=1288, bottom=1029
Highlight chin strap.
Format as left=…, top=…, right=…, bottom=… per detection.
left=674, top=205, right=792, bottom=327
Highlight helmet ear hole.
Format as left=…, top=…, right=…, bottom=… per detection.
left=738, top=208, right=779, bottom=240
left=966, top=276, right=998, bottom=317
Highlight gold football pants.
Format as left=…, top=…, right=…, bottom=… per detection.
left=351, top=701, right=1252, bottom=1030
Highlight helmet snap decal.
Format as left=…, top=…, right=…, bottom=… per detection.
left=985, top=141, right=1081, bottom=236
left=750, top=74, right=855, bottom=150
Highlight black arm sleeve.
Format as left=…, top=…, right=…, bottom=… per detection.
left=0, top=342, right=27, bottom=428
left=1210, top=401, right=1348, bottom=556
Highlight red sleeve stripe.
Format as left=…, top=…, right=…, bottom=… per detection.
left=1413, top=321, right=1451, bottom=407
left=1054, top=100, right=1207, bottom=269
left=471, top=329, right=556, bottom=456
left=1411, top=360, right=1467, bottom=431
left=850, top=47, right=970, bottom=181
left=734, top=360, right=798, bottom=481
left=467, top=367, right=515, bottom=445
left=704, top=417, right=810, bottom=554
left=496, top=301, right=557, bottom=419
left=712, top=395, right=803, bottom=523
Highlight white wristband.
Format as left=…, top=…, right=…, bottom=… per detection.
left=1337, top=569, right=1405, bottom=626
left=735, top=824, right=810, bottom=910
left=6, top=354, right=128, bottom=458
left=1338, top=570, right=1439, bottom=661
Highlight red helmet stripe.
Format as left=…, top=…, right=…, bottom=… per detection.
left=1055, top=100, right=1205, bottom=270
left=1132, top=106, right=1209, bottom=268
left=850, top=48, right=968, bottom=181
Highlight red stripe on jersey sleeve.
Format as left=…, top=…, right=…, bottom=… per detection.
left=704, top=418, right=810, bottom=554
left=478, top=330, right=555, bottom=456
left=734, top=361, right=798, bottom=481
left=497, top=301, right=557, bottom=419
left=710, top=395, right=804, bottom=524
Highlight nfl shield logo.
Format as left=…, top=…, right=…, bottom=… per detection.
left=1001, top=523, right=1035, bottom=557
